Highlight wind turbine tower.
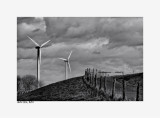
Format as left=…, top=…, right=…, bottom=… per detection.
left=59, top=51, right=72, bottom=80
left=27, top=36, right=50, bottom=88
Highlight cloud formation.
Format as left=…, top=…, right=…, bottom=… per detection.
left=17, top=17, right=143, bottom=85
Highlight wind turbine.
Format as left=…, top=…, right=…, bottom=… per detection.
left=27, top=36, right=50, bottom=88
left=58, top=51, right=72, bottom=80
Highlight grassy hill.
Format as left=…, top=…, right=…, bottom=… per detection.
left=17, top=73, right=143, bottom=101
left=18, top=76, right=96, bottom=101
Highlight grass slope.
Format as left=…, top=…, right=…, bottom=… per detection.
left=18, top=76, right=96, bottom=101
left=17, top=73, right=143, bottom=101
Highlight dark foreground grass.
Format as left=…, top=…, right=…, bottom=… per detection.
left=18, top=76, right=97, bottom=101
left=17, top=73, right=143, bottom=101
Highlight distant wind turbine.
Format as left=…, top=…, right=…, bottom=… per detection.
left=58, top=51, right=72, bottom=80
left=27, top=36, right=51, bottom=88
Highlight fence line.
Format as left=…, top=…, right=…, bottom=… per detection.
left=83, top=68, right=142, bottom=101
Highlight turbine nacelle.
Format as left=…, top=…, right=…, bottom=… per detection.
left=64, top=60, right=68, bottom=62
left=35, top=46, right=40, bottom=49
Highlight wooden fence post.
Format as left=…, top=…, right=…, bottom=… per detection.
left=94, top=70, right=97, bottom=88
left=103, top=77, right=106, bottom=92
left=104, top=76, right=106, bottom=92
left=88, top=68, right=91, bottom=83
left=97, top=72, right=99, bottom=90
left=99, top=76, right=102, bottom=90
left=112, top=78, right=116, bottom=99
left=122, top=79, right=125, bottom=100
left=92, top=68, right=95, bottom=86
left=136, top=82, right=140, bottom=101
left=90, top=68, right=92, bottom=84
left=86, top=68, right=88, bottom=82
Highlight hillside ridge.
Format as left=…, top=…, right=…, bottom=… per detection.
left=17, top=73, right=143, bottom=101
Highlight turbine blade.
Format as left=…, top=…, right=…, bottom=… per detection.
left=58, top=58, right=66, bottom=61
left=27, top=36, right=39, bottom=46
left=68, top=51, right=72, bottom=60
left=41, top=40, right=51, bottom=47
left=68, top=62, right=71, bottom=72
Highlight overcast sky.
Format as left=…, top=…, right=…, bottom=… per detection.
left=17, top=17, right=143, bottom=85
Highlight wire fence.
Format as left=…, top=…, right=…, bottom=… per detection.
left=83, top=68, right=143, bottom=101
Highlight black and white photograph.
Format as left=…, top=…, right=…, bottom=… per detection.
left=1, top=0, right=160, bottom=117
left=17, top=17, right=143, bottom=101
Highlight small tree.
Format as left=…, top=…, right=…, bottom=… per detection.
left=18, top=75, right=26, bottom=91
left=21, top=75, right=37, bottom=91
left=17, top=75, right=21, bottom=91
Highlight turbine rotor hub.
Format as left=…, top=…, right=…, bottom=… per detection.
left=64, top=60, right=68, bottom=62
left=35, top=46, right=40, bottom=49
